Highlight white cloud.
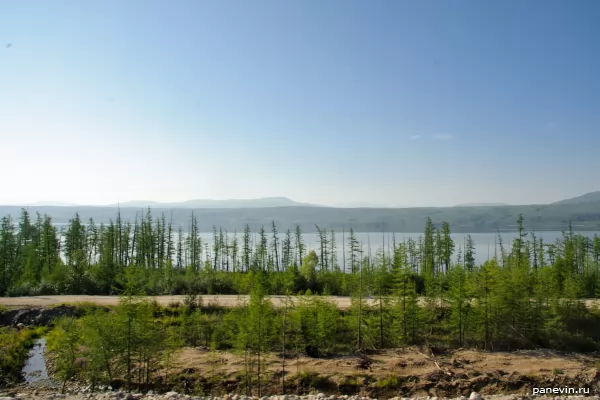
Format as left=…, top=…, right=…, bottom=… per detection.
left=409, top=134, right=421, bottom=140
left=433, top=133, right=453, bottom=140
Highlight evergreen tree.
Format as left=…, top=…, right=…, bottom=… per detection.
left=441, top=221, right=455, bottom=273
left=447, top=264, right=471, bottom=345
left=243, top=224, right=251, bottom=272
left=315, top=225, right=329, bottom=272
left=422, top=217, right=435, bottom=277
left=465, top=235, right=476, bottom=272
left=271, top=221, right=280, bottom=272
left=294, top=225, right=305, bottom=267
left=347, top=228, right=359, bottom=274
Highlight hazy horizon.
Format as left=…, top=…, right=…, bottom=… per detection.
left=0, top=191, right=597, bottom=208
left=1, top=0, right=599, bottom=207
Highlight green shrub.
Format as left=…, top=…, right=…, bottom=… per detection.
left=6, top=283, right=37, bottom=297
left=376, top=375, right=400, bottom=389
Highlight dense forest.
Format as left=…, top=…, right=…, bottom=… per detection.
left=1, top=201, right=600, bottom=233
left=3, top=208, right=600, bottom=394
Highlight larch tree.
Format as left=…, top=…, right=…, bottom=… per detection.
left=294, top=225, right=305, bottom=267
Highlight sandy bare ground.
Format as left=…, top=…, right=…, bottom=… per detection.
left=37, top=345, right=600, bottom=398
left=173, top=346, right=596, bottom=381
left=2, top=295, right=600, bottom=310
left=161, top=346, right=600, bottom=397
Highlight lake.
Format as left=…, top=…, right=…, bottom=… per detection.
left=49, top=225, right=598, bottom=267
left=184, top=230, right=600, bottom=267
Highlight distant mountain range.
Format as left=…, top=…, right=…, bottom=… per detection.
left=1, top=192, right=599, bottom=233
left=552, top=191, right=600, bottom=205
left=2, top=199, right=599, bottom=233
left=109, top=197, right=324, bottom=209
left=454, top=202, right=510, bottom=207
left=6, top=191, right=600, bottom=210
left=332, top=202, right=396, bottom=208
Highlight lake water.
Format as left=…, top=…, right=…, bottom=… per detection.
left=50, top=225, right=599, bottom=267
left=185, top=231, right=600, bottom=267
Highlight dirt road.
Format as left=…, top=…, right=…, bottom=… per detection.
left=0, top=295, right=362, bottom=309
left=1, top=295, right=599, bottom=309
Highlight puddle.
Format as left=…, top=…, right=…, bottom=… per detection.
left=22, top=338, right=49, bottom=384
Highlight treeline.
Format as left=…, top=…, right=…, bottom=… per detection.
left=1, top=209, right=600, bottom=299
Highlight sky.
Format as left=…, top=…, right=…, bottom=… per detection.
left=0, top=0, right=599, bottom=207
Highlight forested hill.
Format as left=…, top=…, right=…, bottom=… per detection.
left=552, top=190, right=600, bottom=205
left=1, top=202, right=600, bottom=232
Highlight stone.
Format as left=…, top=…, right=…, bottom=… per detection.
left=470, top=392, right=482, bottom=400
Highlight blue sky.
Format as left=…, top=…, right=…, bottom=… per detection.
left=0, top=0, right=598, bottom=207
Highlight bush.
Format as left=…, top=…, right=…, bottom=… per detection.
left=37, top=282, right=59, bottom=295
left=376, top=375, right=400, bottom=389
left=295, top=371, right=333, bottom=394
left=70, top=301, right=106, bottom=316
left=551, top=333, right=598, bottom=353
left=6, top=283, right=37, bottom=297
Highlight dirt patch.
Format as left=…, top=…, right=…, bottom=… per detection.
left=35, top=345, right=600, bottom=397
left=155, top=347, right=600, bottom=397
